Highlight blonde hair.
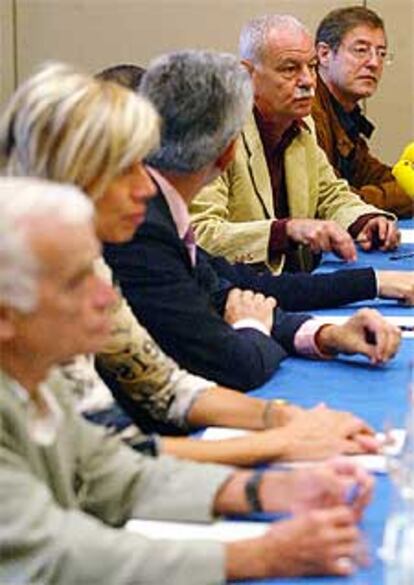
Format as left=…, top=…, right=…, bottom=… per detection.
left=0, top=62, right=160, bottom=198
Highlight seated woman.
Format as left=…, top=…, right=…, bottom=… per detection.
left=0, top=62, right=378, bottom=465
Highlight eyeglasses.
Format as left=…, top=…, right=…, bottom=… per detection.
left=344, top=43, right=394, bottom=66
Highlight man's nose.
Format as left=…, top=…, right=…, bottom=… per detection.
left=365, top=48, right=381, bottom=68
left=93, top=277, right=117, bottom=310
left=298, top=65, right=315, bottom=87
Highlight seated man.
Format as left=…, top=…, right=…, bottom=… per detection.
left=0, top=177, right=373, bottom=583
left=313, top=6, right=412, bottom=218
left=189, top=14, right=399, bottom=274
left=103, top=50, right=400, bottom=394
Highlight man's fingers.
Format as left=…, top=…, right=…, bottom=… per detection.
left=356, top=228, right=373, bottom=251
left=348, top=309, right=401, bottom=364
left=343, top=416, right=375, bottom=438
left=377, top=218, right=388, bottom=242
left=342, top=439, right=367, bottom=455
left=353, top=433, right=380, bottom=453
left=383, top=223, right=400, bottom=250
left=330, top=230, right=357, bottom=262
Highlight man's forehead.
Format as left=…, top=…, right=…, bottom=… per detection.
left=342, top=24, right=386, bottom=45
left=263, top=28, right=315, bottom=62
left=31, top=221, right=98, bottom=276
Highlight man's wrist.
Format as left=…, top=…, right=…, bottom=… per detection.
left=376, top=271, right=400, bottom=299
left=262, top=399, right=289, bottom=428
left=315, top=324, right=340, bottom=357
left=245, top=470, right=264, bottom=513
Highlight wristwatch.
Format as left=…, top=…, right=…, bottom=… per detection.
left=244, top=470, right=264, bottom=513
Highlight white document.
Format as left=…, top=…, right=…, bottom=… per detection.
left=201, top=427, right=406, bottom=474
left=352, top=429, right=405, bottom=473
left=126, top=519, right=268, bottom=541
left=400, top=229, right=414, bottom=244
left=201, top=427, right=247, bottom=440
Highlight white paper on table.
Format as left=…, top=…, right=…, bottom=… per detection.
left=312, top=315, right=414, bottom=337
left=201, top=427, right=248, bottom=440
left=351, top=429, right=406, bottom=473
left=201, top=427, right=406, bottom=474
left=400, top=229, right=414, bottom=244
left=126, top=518, right=268, bottom=541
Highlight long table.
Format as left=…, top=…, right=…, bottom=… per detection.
left=238, top=219, right=414, bottom=585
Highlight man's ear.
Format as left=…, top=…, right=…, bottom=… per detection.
left=216, top=138, right=238, bottom=173
left=316, top=42, right=332, bottom=67
left=0, top=305, right=16, bottom=341
left=240, top=59, right=254, bottom=78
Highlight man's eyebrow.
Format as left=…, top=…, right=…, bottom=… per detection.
left=66, top=262, right=95, bottom=288
left=352, top=38, right=387, bottom=47
left=277, top=55, right=317, bottom=66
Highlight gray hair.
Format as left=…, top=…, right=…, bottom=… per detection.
left=0, top=177, right=93, bottom=313
left=140, top=50, right=253, bottom=173
left=239, top=14, right=310, bottom=63
left=0, top=62, right=160, bottom=199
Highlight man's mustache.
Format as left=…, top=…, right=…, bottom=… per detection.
left=293, top=86, right=315, bottom=99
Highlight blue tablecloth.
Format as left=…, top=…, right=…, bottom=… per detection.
left=236, top=219, right=414, bottom=584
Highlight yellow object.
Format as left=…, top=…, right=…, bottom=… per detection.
left=392, top=159, right=414, bottom=198
left=400, top=142, right=414, bottom=162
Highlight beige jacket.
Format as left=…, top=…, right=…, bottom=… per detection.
left=190, top=113, right=390, bottom=273
left=0, top=367, right=230, bottom=585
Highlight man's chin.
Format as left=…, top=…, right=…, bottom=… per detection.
left=292, top=101, right=312, bottom=117
left=355, top=81, right=378, bottom=98
left=83, top=324, right=112, bottom=354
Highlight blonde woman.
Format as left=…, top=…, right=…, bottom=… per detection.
left=0, top=62, right=377, bottom=464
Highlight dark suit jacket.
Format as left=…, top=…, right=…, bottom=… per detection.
left=104, top=189, right=376, bottom=390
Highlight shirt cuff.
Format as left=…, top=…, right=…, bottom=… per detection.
left=268, top=219, right=294, bottom=259
left=348, top=213, right=384, bottom=238
left=168, top=370, right=216, bottom=428
left=373, top=270, right=380, bottom=295
left=293, top=319, right=333, bottom=359
left=232, top=318, right=270, bottom=337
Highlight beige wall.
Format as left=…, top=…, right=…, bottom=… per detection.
left=366, top=0, right=414, bottom=163
left=1, top=0, right=413, bottom=164
left=0, top=0, right=15, bottom=104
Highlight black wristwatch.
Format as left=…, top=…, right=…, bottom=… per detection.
left=244, top=470, right=264, bottom=513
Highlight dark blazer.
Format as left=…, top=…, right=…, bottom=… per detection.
left=104, top=189, right=375, bottom=390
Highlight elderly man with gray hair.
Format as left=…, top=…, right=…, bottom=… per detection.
left=104, top=50, right=401, bottom=396
left=0, top=176, right=373, bottom=582
left=189, top=14, right=400, bottom=274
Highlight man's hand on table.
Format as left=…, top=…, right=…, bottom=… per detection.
left=377, top=270, right=414, bottom=305
left=260, top=458, right=373, bottom=520
left=225, top=460, right=372, bottom=579
left=224, top=288, right=276, bottom=333
left=356, top=217, right=400, bottom=251
left=316, top=308, right=401, bottom=364
left=286, top=218, right=357, bottom=261
left=257, top=507, right=364, bottom=577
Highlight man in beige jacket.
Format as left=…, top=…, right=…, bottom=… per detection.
left=0, top=177, right=372, bottom=583
left=190, top=14, right=399, bottom=274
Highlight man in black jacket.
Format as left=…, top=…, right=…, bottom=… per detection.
left=104, top=51, right=401, bottom=391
